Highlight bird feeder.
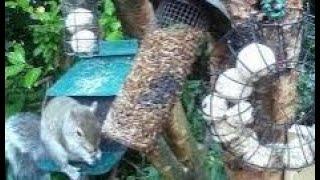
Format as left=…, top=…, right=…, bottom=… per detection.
left=202, top=11, right=315, bottom=171
left=102, top=0, right=231, bottom=154
left=40, top=39, right=139, bottom=175
left=61, top=0, right=100, bottom=56
left=155, top=0, right=231, bottom=36
left=102, top=26, right=206, bottom=153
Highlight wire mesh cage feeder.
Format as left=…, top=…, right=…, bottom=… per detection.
left=201, top=11, right=315, bottom=171
left=155, top=0, right=231, bottom=35
left=156, top=0, right=211, bottom=30
left=61, top=0, right=100, bottom=56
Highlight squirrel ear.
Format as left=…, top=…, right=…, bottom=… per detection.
left=90, top=101, right=98, bottom=113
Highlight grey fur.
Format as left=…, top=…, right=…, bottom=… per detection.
left=5, top=112, right=50, bottom=180
left=5, top=97, right=102, bottom=180
left=41, top=97, right=101, bottom=180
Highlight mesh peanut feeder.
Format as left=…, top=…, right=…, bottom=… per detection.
left=201, top=12, right=315, bottom=171
left=102, top=26, right=207, bottom=153
left=62, top=0, right=100, bottom=56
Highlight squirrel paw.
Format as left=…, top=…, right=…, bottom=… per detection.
left=64, top=166, right=81, bottom=180
left=68, top=171, right=81, bottom=180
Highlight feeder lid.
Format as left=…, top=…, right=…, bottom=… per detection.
left=46, top=40, right=138, bottom=97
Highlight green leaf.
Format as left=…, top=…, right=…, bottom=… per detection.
left=17, top=0, right=30, bottom=10
left=6, top=43, right=26, bottom=65
left=104, top=0, right=116, bottom=15
left=22, top=68, right=42, bottom=88
left=5, top=79, right=13, bottom=89
left=5, top=1, right=17, bottom=8
left=5, top=92, right=25, bottom=118
left=33, top=46, right=43, bottom=57
left=141, top=166, right=161, bottom=180
left=50, top=172, right=68, bottom=180
left=5, top=64, right=26, bottom=79
left=110, top=21, right=122, bottom=31
left=106, top=31, right=124, bottom=40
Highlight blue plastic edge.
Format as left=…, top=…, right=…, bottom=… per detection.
left=78, top=39, right=139, bottom=58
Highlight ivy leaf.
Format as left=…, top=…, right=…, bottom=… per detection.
left=5, top=64, right=26, bottom=79
left=22, top=68, right=42, bottom=88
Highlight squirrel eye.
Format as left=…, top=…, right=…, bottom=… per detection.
left=76, top=129, right=83, bottom=136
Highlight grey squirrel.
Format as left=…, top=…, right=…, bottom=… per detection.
left=41, top=96, right=102, bottom=180
left=5, top=112, right=51, bottom=180
left=5, top=97, right=102, bottom=180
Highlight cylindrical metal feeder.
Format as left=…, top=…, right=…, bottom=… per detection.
left=102, top=26, right=207, bottom=153
left=61, top=0, right=100, bottom=57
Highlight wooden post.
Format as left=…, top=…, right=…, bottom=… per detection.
left=165, top=100, right=207, bottom=179
left=146, top=136, right=189, bottom=180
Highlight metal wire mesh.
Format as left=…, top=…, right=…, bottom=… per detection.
left=155, top=0, right=211, bottom=30
left=62, top=0, right=100, bottom=57
left=201, top=13, right=315, bottom=171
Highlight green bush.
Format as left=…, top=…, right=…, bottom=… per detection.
left=5, top=0, right=63, bottom=117
left=5, top=0, right=124, bottom=117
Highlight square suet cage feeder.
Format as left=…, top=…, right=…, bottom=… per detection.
left=61, top=0, right=100, bottom=57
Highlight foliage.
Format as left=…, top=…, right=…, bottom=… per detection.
left=5, top=0, right=63, bottom=118
left=50, top=172, right=69, bottom=180
left=5, top=42, right=40, bottom=117
left=261, top=0, right=286, bottom=20
left=181, top=80, right=208, bottom=142
left=203, top=143, right=228, bottom=180
left=126, top=166, right=161, bottom=180
left=297, top=69, right=314, bottom=114
left=181, top=80, right=227, bottom=180
left=296, top=15, right=315, bottom=120
left=99, top=0, right=124, bottom=40
left=111, top=150, right=161, bottom=180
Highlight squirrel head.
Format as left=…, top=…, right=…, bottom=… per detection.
left=63, top=101, right=102, bottom=165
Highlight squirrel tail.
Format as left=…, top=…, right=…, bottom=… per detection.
left=5, top=113, right=50, bottom=180
left=6, top=145, right=50, bottom=180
